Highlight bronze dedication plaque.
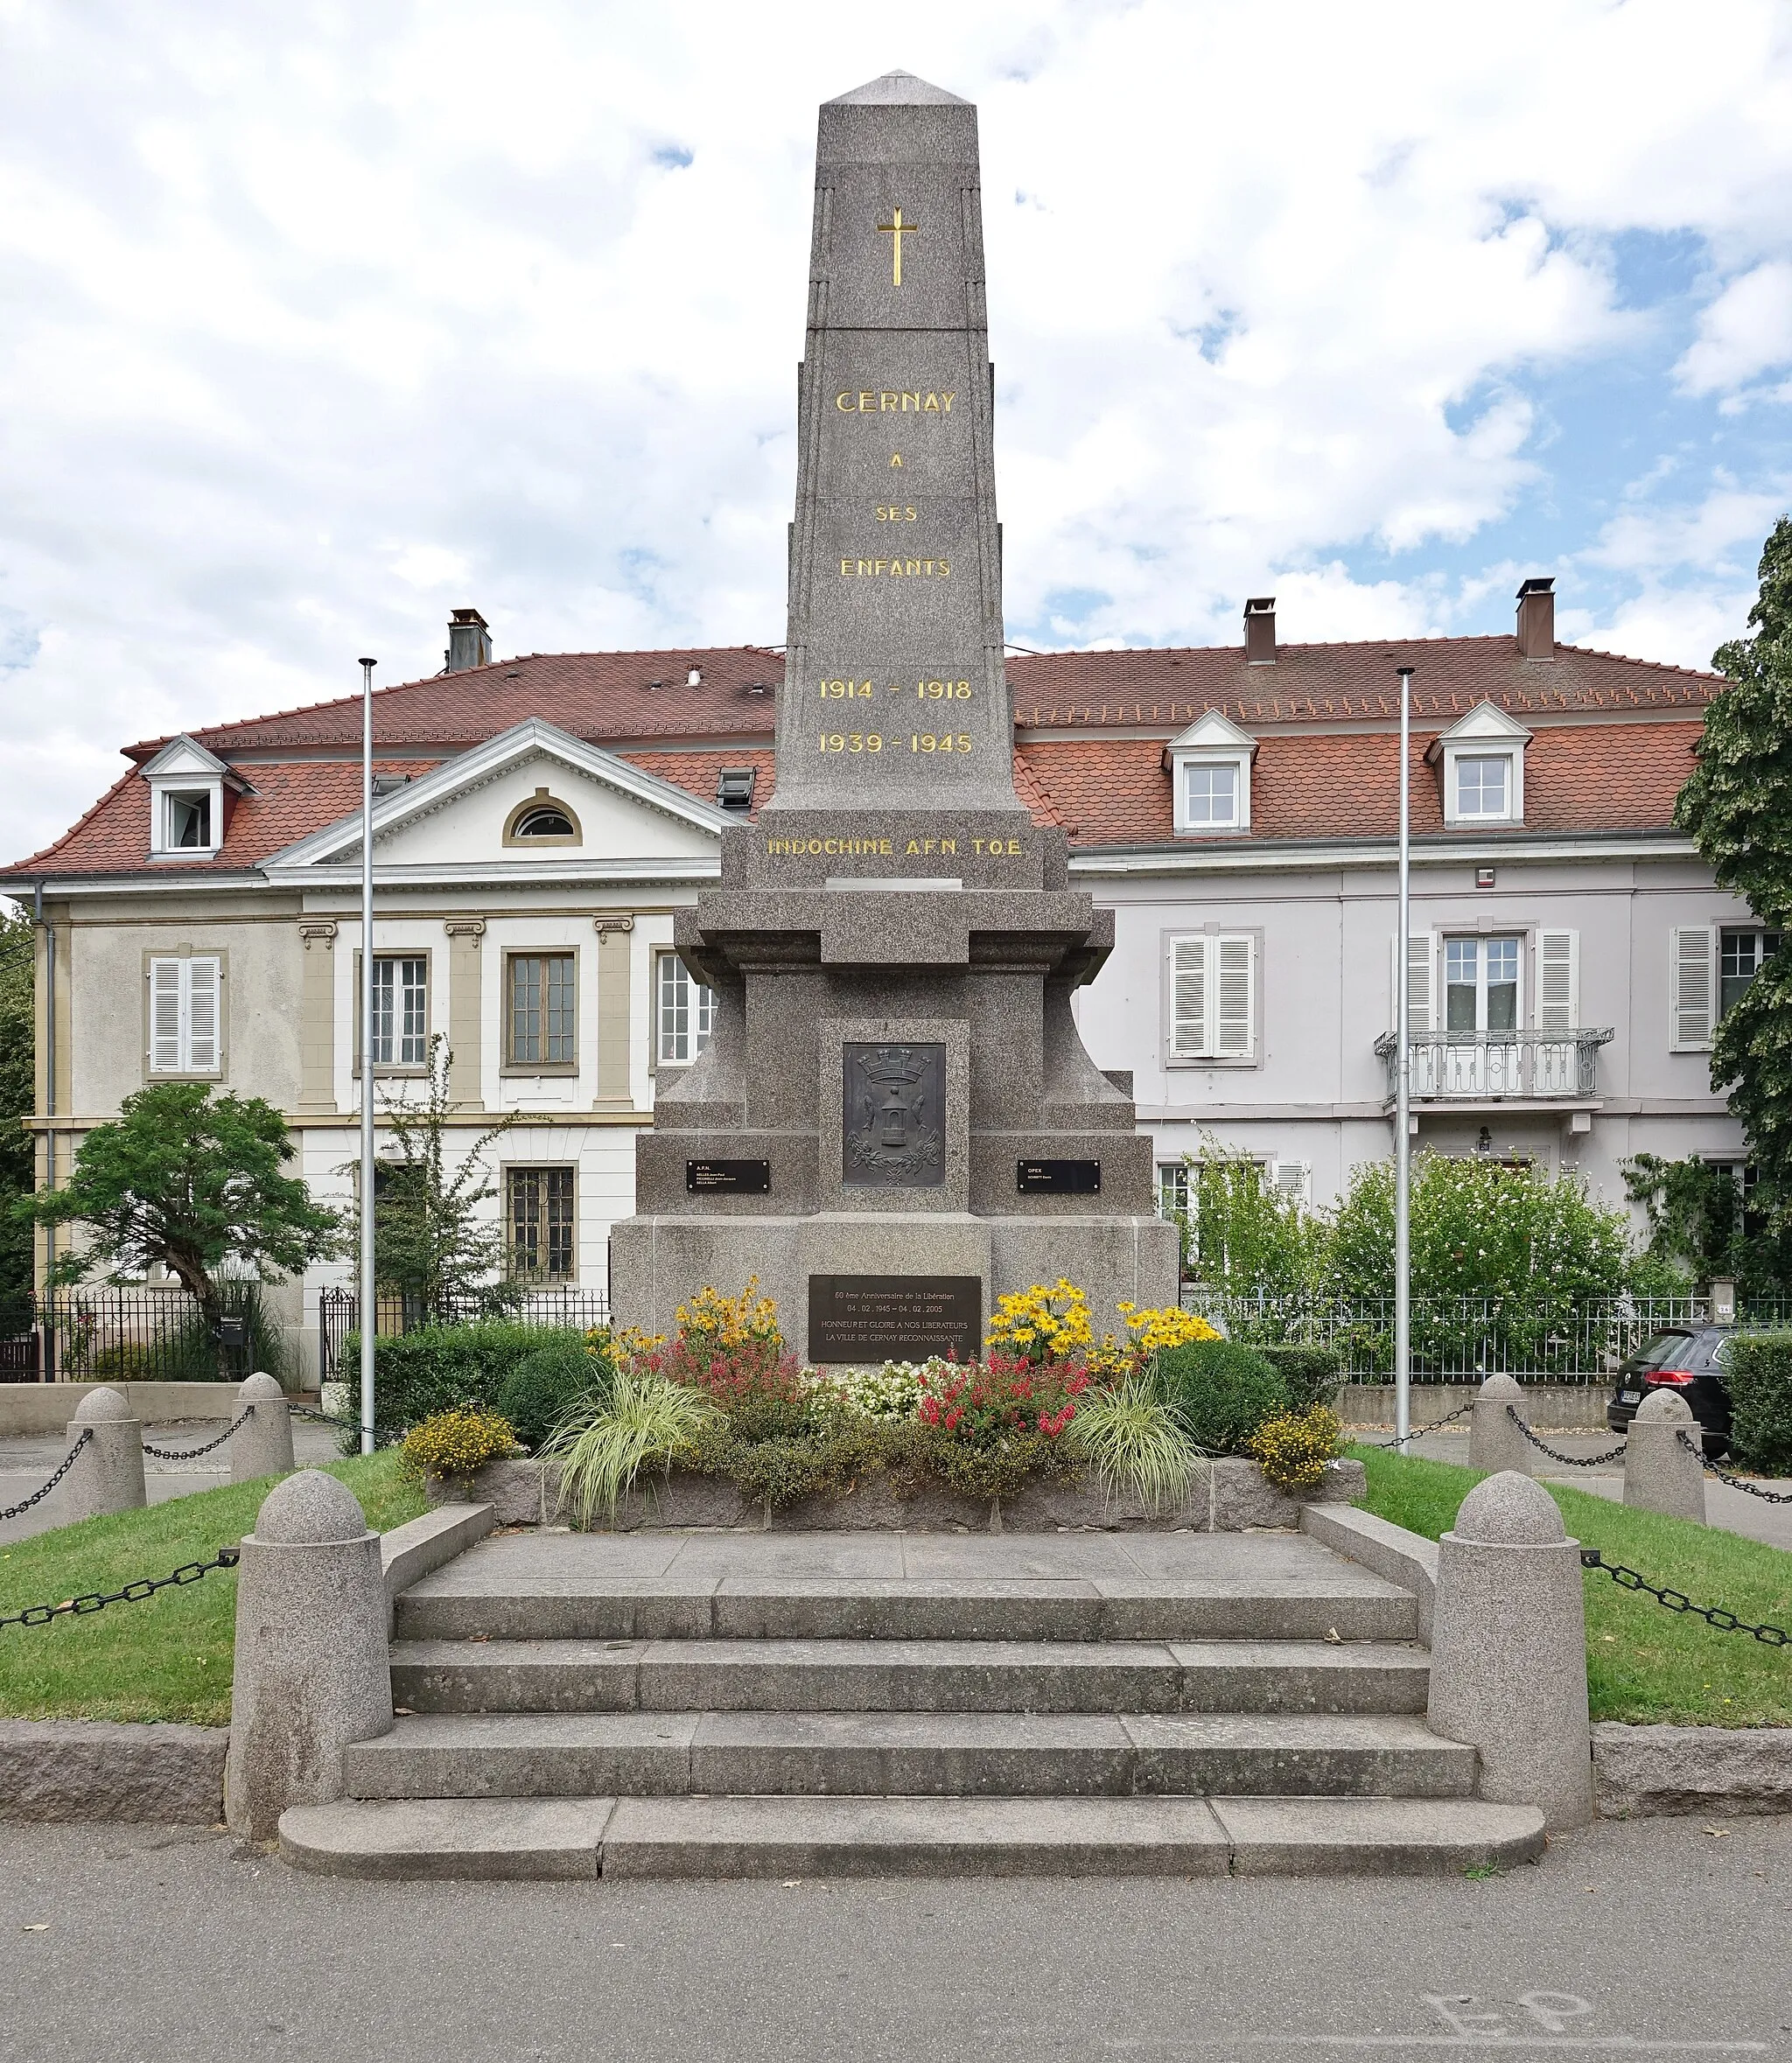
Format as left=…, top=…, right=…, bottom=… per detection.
left=808, top=1275, right=983, bottom=1362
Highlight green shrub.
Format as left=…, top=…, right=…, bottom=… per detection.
left=1154, top=1339, right=1289, bottom=1455
left=1249, top=1405, right=1344, bottom=1492
left=344, top=1323, right=591, bottom=1434
left=498, top=1338, right=612, bottom=1453
left=545, top=1367, right=718, bottom=1526
left=401, top=1405, right=517, bottom=1480
left=1724, top=1332, right=1792, bottom=1472
left=1252, top=1343, right=1344, bottom=1411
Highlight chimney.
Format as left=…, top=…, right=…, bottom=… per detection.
left=1515, top=577, right=1555, bottom=661
left=445, top=608, right=493, bottom=673
left=1243, top=596, right=1277, bottom=665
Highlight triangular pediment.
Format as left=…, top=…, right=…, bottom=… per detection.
left=262, top=719, right=733, bottom=874
left=1435, top=700, right=1532, bottom=745
left=140, top=736, right=230, bottom=781
left=1166, top=709, right=1257, bottom=755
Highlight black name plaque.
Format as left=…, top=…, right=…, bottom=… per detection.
left=685, top=1158, right=772, bottom=1195
left=808, top=1274, right=983, bottom=1362
left=1017, top=1158, right=1102, bottom=1195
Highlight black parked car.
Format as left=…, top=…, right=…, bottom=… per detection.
left=1606, top=1326, right=1733, bottom=1454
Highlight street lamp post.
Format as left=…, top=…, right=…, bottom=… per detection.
left=358, top=656, right=377, bottom=1458
left=1395, top=662, right=1415, bottom=1446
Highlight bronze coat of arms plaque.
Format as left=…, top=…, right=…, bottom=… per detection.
left=842, top=1040, right=946, bottom=1187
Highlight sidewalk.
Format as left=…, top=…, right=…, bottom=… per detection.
left=0, top=1418, right=344, bottom=1546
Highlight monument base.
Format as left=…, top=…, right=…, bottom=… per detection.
left=609, top=1211, right=1179, bottom=1365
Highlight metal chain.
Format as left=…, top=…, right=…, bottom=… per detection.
left=1356, top=1395, right=1478, bottom=1449
left=1676, top=1430, right=1792, bottom=1506
left=0, top=1545, right=242, bottom=1633
left=0, top=1429, right=94, bottom=1523
left=1578, top=1546, right=1788, bottom=1647
left=288, top=1403, right=408, bottom=1440
left=142, top=1408, right=256, bottom=1461
left=1506, top=1406, right=1627, bottom=1468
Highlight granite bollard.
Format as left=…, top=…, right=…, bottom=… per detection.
left=1467, top=1372, right=1532, bottom=1475
left=1622, top=1389, right=1706, bottom=1523
left=230, top=1371, right=296, bottom=1484
left=55, top=1386, right=146, bottom=1523
left=1427, top=1471, right=1593, bottom=1829
left=224, top=1471, right=392, bottom=1843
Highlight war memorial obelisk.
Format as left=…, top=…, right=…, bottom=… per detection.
left=612, top=70, right=1178, bottom=1361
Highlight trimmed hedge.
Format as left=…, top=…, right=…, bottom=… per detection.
left=499, top=1338, right=613, bottom=1453
left=346, top=1323, right=595, bottom=1436
left=1251, top=1343, right=1344, bottom=1411
left=1725, top=1332, right=1792, bottom=1473
left=1153, top=1339, right=1289, bottom=1455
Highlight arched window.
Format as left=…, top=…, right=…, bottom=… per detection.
left=503, top=790, right=582, bottom=846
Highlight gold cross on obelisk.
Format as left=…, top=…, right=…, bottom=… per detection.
left=878, top=207, right=919, bottom=286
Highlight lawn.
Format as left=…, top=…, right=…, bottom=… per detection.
left=1348, top=1444, right=1792, bottom=1728
left=0, top=1453, right=428, bottom=1727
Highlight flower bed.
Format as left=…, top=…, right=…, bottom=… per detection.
left=402, top=1277, right=1355, bottom=1530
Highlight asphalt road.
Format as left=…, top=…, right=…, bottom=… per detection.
left=2, top=1817, right=1788, bottom=2062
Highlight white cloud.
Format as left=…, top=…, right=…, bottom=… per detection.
left=1676, top=261, right=1792, bottom=396
left=0, top=0, right=1788, bottom=860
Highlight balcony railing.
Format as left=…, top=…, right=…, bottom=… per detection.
left=1373, top=1027, right=1614, bottom=1102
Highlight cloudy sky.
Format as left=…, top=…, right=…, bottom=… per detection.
left=3, top=0, right=1789, bottom=863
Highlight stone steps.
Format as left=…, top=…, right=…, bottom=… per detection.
left=344, top=1710, right=1474, bottom=1801
left=388, top=1635, right=1431, bottom=1716
left=394, top=1575, right=1418, bottom=1645
left=280, top=1793, right=1545, bottom=1881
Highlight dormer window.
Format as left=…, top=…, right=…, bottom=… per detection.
left=165, top=791, right=212, bottom=849
left=515, top=806, right=575, bottom=839
left=141, top=734, right=236, bottom=858
left=1453, top=755, right=1508, bottom=821
left=1184, top=762, right=1239, bottom=829
left=1164, top=709, right=1257, bottom=836
left=1430, top=701, right=1530, bottom=829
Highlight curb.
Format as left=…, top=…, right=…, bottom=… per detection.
left=1592, top=1721, right=1792, bottom=1818
left=0, top=1718, right=228, bottom=1824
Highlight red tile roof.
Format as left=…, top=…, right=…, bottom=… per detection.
left=5, top=634, right=1718, bottom=882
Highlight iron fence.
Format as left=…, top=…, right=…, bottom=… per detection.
left=1178, top=1288, right=1792, bottom=1383
left=317, top=1284, right=612, bottom=1381
left=7, top=1284, right=281, bottom=1384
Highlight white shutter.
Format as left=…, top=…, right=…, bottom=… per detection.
left=1536, top=929, right=1578, bottom=1031
left=1214, top=935, right=1255, bottom=1058
left=1271, top=1159, right=1308, bottom=1206
left=1170, top=937, right=1208, bottom=1059
left=186, top=957, right=220, bottom=1073
left=1670, top=925, right=1717, bottom=1052
left=1392, top=934, right=1434, bottom=1032
left=150, top=959, right=183, bottom=1073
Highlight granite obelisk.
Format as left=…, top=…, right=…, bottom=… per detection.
left=612, top=72, right=1177, bottom=1360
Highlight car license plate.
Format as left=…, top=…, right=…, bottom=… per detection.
left=1618, top=1388, right=1642, bottom=1404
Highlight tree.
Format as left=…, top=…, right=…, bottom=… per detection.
left=0, top=907, right=34, bottom=1327
left=1676, top=514, right=1792, bottom=1207
left=1622, top=1150, right=1792, bottom=1297
left=1178, top=1136, right=1329, bottom=1302
left=24, top=1083, right=346, bottom=1325
left=368, top=1036, right=520, bottom=1319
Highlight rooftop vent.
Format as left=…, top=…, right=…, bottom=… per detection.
left=687, top=667, right=703, bottom=686
left=716, top=767, right=756, bottom=811
left=746, top=682, right=770, bottom=696
left=371, top=773, right=411, bottom=798
left=1516, top=577, right=1555, bottom=661
left=1243, top=596, right=1277, bottom=666
left=445, top=607, right=493, bottom=673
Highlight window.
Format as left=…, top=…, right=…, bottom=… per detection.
left=657, top=952, right=714, bottom=1065
left=1157, top=1163, right=1189, bottom=1220
left=148, top=956, right=221, bottom=1074
left=508, top=953, right=577, bottom=1066
left=1719, top=927, right=1780, bottom=1018
left=165, top=791, right=212, bottom=849
left=506, top=1167, right=575, bottom=1281
left=513, top=806, right=576, bottom=839
left=716, top=768, right=756, bottom=810
left=1167, top=934, right=1256, bottom=1061
left=1453, top=755, right=1509, bottom=821
left=370, top=956, right=428, bottom=1067
left=1443, top=935, right=1520, bottom=1033
left=1183, top=762, right=1238, bottom=828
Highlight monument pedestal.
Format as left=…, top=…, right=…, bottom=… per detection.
left=608, top=70, right=1179, bottom=1361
